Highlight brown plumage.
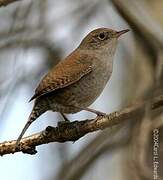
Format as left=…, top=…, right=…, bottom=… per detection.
left=29, top=51, right=92, bottom=101
left=15, top=28, right=129, bottom=148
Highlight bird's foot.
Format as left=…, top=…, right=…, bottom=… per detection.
left=57, top=120, right=70, bottom=127
left=15, top=143, right=20, bottom=151
left=94, top=111, right=107, bottom=117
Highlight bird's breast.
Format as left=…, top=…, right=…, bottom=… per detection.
left=53, top=58, right=112, bottom=111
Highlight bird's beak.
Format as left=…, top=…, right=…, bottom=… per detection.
left=116, top=29, right=130, bottom=38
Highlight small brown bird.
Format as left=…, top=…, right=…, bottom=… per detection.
left=15, top=27, right=129, bottom=148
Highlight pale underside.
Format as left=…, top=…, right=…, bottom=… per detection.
left=31, top=49, right=112, bottom=114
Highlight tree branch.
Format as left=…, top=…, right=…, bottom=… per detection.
left=0, top=94, right=163, bottom=156
left=0, top=0, right=20, bottom=7
left=111, top=0, right=163, bottom=49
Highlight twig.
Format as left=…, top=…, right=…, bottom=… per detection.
left=0, top=94, right=162, bottom=156
left=111, top=0, right=163, bottom=51
left=132, top=49, right=163, bottom=180
left=0, top=0, right=20, bottom=7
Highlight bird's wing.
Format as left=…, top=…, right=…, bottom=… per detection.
left=29, top=51, right=93, bottom=101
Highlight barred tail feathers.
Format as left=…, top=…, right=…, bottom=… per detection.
left=15, top=104, right=46, bottom=149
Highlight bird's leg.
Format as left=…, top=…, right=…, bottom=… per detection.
left=58, top=113, right=70, bottom=127
left=73, top=106, right=107, bottom=116
left=83, top=107, right=107, bottom=116
left=60, top=113, right=70, bottom=122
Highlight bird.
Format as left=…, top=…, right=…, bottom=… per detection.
left=15, top=27, right=129, bottom=148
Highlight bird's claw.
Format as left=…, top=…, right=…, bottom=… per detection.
left=57, top=120, right=70, bottom=127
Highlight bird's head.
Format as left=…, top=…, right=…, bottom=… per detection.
left=79, top=28, right=129, bottom=52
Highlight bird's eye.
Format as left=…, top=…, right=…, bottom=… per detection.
left=98, top=32, right=106, bottom=40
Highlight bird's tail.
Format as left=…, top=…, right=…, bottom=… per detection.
left=15, top=104, right=47, bottom=149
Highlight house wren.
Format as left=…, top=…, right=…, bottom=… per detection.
left=15, top=28, right=129, bottom=148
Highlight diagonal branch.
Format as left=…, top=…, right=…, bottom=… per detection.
left=0, top=94, right=163, bottom=156
left=0, top=0, right=21, bottom=7
left=111, top=0, right=163, bottom=49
